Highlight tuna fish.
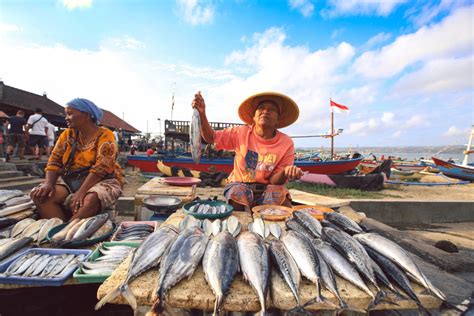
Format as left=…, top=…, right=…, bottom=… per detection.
left=95, top=225, right=179, bottom=310
left=190, top=108, right=202, bottom=164
left=0, top=236, right=32, bottom=261
left=203, top=231, right=239, bottom=315
left=292, top=211, right=322, bottom=238
left=11, top=218, right=36, bottom=238
left=237, top=231, right=270, bottom=314
left=324, top=212, right=363, bottom=235
left=154, top=226, right=209, bottom=313
left=71, top=214, right=109, bottom=240
left=51, top=218, right=80, bottom=242
left=269, top=239, right=301, bottom=306
left=353, top=233, right=446, bottom=302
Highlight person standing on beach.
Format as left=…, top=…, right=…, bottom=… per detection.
left=26, top=108, right=49, bottom=160
left=5, top=110, right=27, bottom=161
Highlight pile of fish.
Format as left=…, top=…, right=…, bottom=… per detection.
left=51, top=213, right=114, bottom=246
left=258, top=208, right=290, bottom=216
left=0, top=190, right=35, bottom=217
left=96, top=211, right=451, bottom=314
left=112, top=223, right=155, bottom=242
left=188, top=203, right=228, bottom=216
left=0, top=237, right=33, bottom=262
left=1, top=251, right=87, bottom=279
left=6, top=217, right=64, bottom=245
left=79, top=244, right=136, bottom=276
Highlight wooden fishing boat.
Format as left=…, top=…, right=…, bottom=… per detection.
left=431, top=157, right=474, bottom=182
left=361, top=160, right=429, bottom=172
left=126, top=155, right=363, bottom=175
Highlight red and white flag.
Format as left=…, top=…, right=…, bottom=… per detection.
left=330, top=100, right=349, bottom=113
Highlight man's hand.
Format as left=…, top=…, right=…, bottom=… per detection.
left=284, top=165, right=303, bottom=181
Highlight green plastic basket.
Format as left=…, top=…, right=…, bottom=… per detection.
left=73, top=241, right=140, bottom=284
left=183, top=200, right=233, bottom=219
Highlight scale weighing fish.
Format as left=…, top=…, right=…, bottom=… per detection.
left=190, top=108, right=202, bottom=164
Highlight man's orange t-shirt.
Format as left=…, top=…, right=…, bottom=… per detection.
left=214, top=125, right=294, bottom=184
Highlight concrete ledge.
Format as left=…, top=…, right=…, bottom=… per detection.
left=349, top=199, right=474, bottom=225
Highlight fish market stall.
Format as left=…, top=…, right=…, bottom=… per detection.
left=97, top=210, right=443, bottom=313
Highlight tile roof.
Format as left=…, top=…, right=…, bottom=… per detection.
left=101, top=109, right=140, bottom=133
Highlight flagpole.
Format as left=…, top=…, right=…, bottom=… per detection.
left=330, top=98, right=334, bottom=160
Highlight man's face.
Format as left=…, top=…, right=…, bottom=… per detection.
left=253, top=101, right=280, bottom=128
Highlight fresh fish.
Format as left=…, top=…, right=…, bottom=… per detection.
left=39, top=255, right=65, bottom=277
left=322, top=228, right=379, bottom=290
left=292, top=210, right=322, bottom=238
left=221, top=219, right=228, bottom=233
left=29, top=254, right=53, bottom=277
left=202, top=219, right=213, bottom=236
left=11, top=218, right=36, bottom=238
left=269, top=239, right=301, bottom=306
left=285, top=218, right=306, bottom=234
left=0, top=190, right=24, bottom=203
left=0, top=217, right=18, bottom=230
left=237, top=231, right=270, bottom=315
left=2, top=195, right=32, bottom=208
left=0, top=237, right=32, bottom=261
left=4, top=252, right=35, bottom=275
left=368, top=255, right=407, bottom=300
left=179, top=215, right=199, bottom=231
left=154, top=226, right=209, bottom=313
left=10, top=253, right=43, bottom=275
left=95, top=225, right=179, bottom=310
left=211, top=219, right=221, bottom=237
left=269, top=223, right=282, bottom=239
left=21, top=219, right=48, bottom=240
left=36, top=218, right=63, bottom=245
left=71, top=214, right=109, bottom=241
left=89, top=220, right=114, bottom=239
left=324, top=212, right=363, bottom=235
left=48, top=254, right=77, bottom=277
left=281, top=231, right=323, bottom=304
left=82, top=266, right=116, bottom=275
left=65, top=219, right=88, bottom=241
left=320, top=219, right=341, bottom=230
left=316, top=240, right=375, bottom=302
left=190, top=107, right=202, bottom=164
left=252, top=218, right=265, bottom=239
left=365, top=246, right=427, bottom=312
left=203, top=231, right=239, bottom=315
left=52, top=218, right=80, bottom=242
left=227, top=216, right=239, bottom=234
left=353, top=233, right=446, bottom=301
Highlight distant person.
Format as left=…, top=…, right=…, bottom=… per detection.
left=30, top=98, right=123, bottom=220
left=5, top=110, right=27, bottom=161
left=46, top=122, right=56, bottom=156
left=26, top=108, right=49, bottom=160
left=146, top=147, right=155, bottom=157
left=0, top=112, right=7, bottom=159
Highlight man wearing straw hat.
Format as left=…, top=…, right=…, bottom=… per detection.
left=192, top=91, right=303, bottom=212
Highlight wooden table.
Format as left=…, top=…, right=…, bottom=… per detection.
left=97, top=211, right=441, bottom=313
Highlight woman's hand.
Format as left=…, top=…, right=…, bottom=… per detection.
left=192, top=91, right=206, bottom=115
left=284, top=165, right=303, bottom=181
left=30, top=182, right=55, bottom=203
left=69, top=191, right=86, bottom=215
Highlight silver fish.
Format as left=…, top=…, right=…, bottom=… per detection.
left=70, top=214, right=109, bottom=241
left=5, top=252, right=35, bottom=275
left=353, top=233, right=446, bottom=301
left=292, top=210, right=322, bottom=238
left=51, top=218, right=80, bottom=242
left=190, top=108, right=202, bottom=164
left=0, top=237, right=32, bottom=261
left=11, top=218, right=36, bottom=238
left=36, top=218, right=63, bottom=245
left=324, top=212, right=363, bottom=235
left=237, top=231, right=270, bottom=314
left=203, top=231, right=239, bottom=315
left=252, top=218, right=265, bottom=239
left=211, top=219, right=221, bottom=237
left=48, top=254, right=77, bottom=277
left=2, top=195, right=31, bottom=208
left=0, top=190, right=24, bottom=203
left=269, top=239, right=301, bottom=306
left=95, top=225, right=179, bottom=310
left=29, top=254, right=53, bottom=277
left=154, top=226, right=209, bottom=313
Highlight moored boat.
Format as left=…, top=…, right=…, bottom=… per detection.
left=431, top=157, right=474, bottom=182
left=126, top=155, right=363, bottom=175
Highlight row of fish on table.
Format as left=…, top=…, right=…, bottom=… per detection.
left=1, top=251, right=86, bottom=279
left=112, top=224, right=155, bottom=242
left=80, top=244, right=136, bottom=276
left=96, top=210, right=451, bottom=315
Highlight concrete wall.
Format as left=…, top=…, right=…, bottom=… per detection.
left=350, top=199, right=474, bottom=226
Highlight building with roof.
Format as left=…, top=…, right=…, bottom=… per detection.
left=0, top=81, right=140, bottom=134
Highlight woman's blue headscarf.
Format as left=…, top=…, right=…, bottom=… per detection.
left=66, top=98, right=103, bottom=124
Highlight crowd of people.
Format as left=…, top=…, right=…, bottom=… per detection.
left=0, top=108, right=57, bottom=162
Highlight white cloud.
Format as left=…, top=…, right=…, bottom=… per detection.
left=176, top=0, right=215, bottom=25
left=323, top=0, right=407, bottom=18
left=405, top=0, right=471, bottom=27
left=402, top=114, right=429, bottom=129
left=353, top=6, right=474, bottom=79
left=381, top=112, right=395, bottom=123
left=346, top=118, right=378, bottom=135
left=60, top=0, right=92, bottom=10
left=102, top=36, right=145, bottom=51
left=393, top=130, right=402, bottom=138
left=331, top=28, right=345, bottom=40
left=444, top=126, right=467, bottom=137
left=363, top=32, right=392, bottom=49
left=0, top=23, right=20, bottom=35
left=393, top=56, right=474, bottom=94
left=289, top=0, right=315, bottom=17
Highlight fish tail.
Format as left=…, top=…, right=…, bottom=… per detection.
left=212, top=294, right=221, bottom=316
left=369, top=290, right=399, bottom=309
left=121, top=284, right=137, bottom=310
left=151, top=288, right=164, bottom=314
left=95, top=285, right=121, bottom=310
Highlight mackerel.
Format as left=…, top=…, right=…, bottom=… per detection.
left=52, top=218, right=80, bottom=242
left=324, top=212, right=363, bottom=235
left=29, top=254, right=53, bottom=277
left=203, top=231, right=239, bottom=315
left=237, top=231, right=270, bottom=314
left=36, top=217, right=63, bottom=245
left=292, top=211, right=322, bottom=238
left=71, top=213, right=109, bottom=241
left=190, top=107, right=202, bottom=164
left=0, top=237, right=32, bottom=261
left=154, top=226, right=209, bottom=313
left=95, top=225, right=179, bottom=310
left=5, top=252, right=35, bottom=275
left=11, top=218, right=36, bottom=238
left=9, top=253, right=42, bottom=275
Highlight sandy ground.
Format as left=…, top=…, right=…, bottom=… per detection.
left=122, top=166, right=474, bottom=201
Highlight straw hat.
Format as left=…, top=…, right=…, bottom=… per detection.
left=238, top=92, right=299, bottom=128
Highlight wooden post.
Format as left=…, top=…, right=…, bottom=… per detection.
left=330, top=106, right=334, bottom=160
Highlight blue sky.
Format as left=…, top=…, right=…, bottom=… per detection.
left=0, top=0, right=472, bottom=148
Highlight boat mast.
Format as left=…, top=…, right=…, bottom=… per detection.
left=330, top=99, right=334, bottom=160
left=462, top=125, right=474, bottom=166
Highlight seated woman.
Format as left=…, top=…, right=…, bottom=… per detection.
left=30, top=98, right=123, bottom=221
left=192, top=91, right=303, bottom=212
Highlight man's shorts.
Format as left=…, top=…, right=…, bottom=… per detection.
left=8, top=134, right=25, bottom=148
left=223, top=182, right=291, bottom=211
left=28, top=134, right=47, bottom=148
